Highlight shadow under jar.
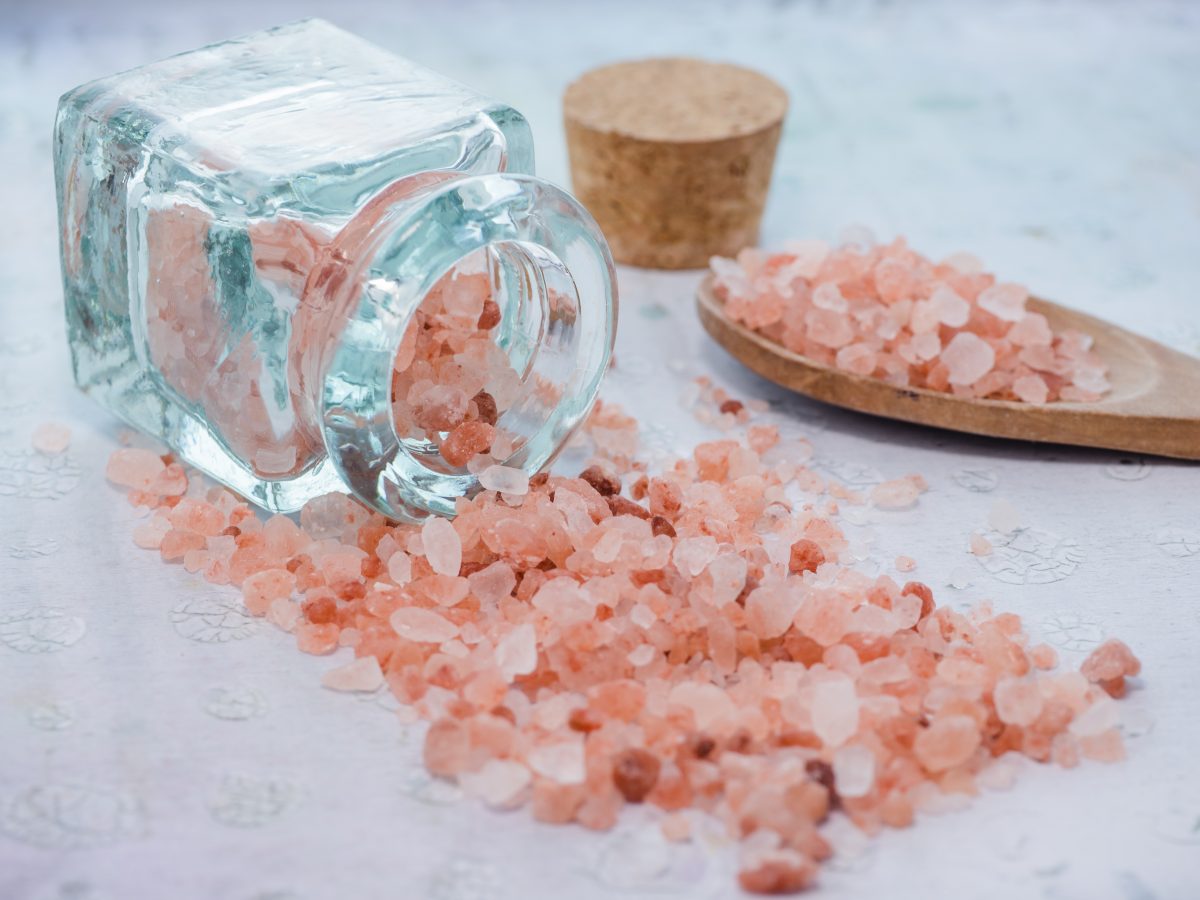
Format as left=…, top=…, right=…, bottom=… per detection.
left=55, top=18, right=616, bottom=521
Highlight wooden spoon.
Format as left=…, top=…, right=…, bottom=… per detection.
left=696, top=274, right=1200, bottom=460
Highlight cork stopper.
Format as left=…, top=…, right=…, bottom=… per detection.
left=564, top=58, right=788, bottom=270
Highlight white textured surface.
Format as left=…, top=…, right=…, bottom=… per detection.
left=2, top=2, right=1199, bottom=899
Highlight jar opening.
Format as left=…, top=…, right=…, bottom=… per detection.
left=315, top=173, right=616, bottom=522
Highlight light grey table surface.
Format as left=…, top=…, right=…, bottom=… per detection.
left=1, top=1, right=1198, bottom=898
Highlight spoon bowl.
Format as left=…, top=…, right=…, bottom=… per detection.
left=696, top=274, right=1200, bottom=460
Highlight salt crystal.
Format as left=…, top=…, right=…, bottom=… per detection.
left=106, top=448, right=165, bottom=490
left=31, top=423, right=71, bottom=456
left=929, top=285, right=970, bottom=327
left=531, top=578, right=592, bottom=625
left=993, top=677, right=1043, bottom=726
left=1070, top=696, right=1120, bottom=738
left=421, top=516, right=462, bottom=576
left=389, top=607, right=458, bottom=643
left=811, top=676, right=859, bottom=747
left=627, top=645, right=657, bottom=667
left=977, top=282, right=1028, bottom=322
left=460, top=759, right=531, bottom=808
left=913, top=715, right=981, bottom=772
left=832, top=744, right=876, bottom=798
left=495, top=623, right=537, bottom=679
left=527, top=739, right=586, bottom=784
left=321, top=656, right=383, bottom=692
left=1012, top=374, right=1049, bottom=405
left=479, top=464, right=529, bottom=495
left=387, top=550, right=413, bottom=585
left=968, top=533, right=993, bottom=556
left=941, top=333, right=996, bottom=386
left=988, top=499, right=1021, bottom=534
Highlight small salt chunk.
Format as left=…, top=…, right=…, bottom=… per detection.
left=479, top=464, right=529, bottom=495
left=459, top=759, right=531, bottom=808
left=421, top=516, right=462, bottom=576
left=948, top=566, right=973, bottom=589
left=387, top=550, right=413, bottom=585
left=527, top=738, right=586, bottom=784
left=390, top=607, right=459, bottom=643
left=811, top=676, right=859, bottom=748
left=988, top=498, right=1021, bottom=534
left=628, top=644, right=657, bottom=667
left=969, top=533, right=993, bottom=556
left=832, top=744, right=876, bottom=798
left=32, top=423, right=71, bottom=456
left=495, top=623, right=537, bottom=679
left=942, top=333, right=996, bottom=386
left=321, top=656, right=384, bottom=692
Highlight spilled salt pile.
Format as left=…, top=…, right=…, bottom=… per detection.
left=710, top=237, right=1111, bottom=403
left=107, top=401, right=1141, bottom=893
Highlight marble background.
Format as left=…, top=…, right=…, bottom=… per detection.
left=1, top=1, right=1198, bottom=898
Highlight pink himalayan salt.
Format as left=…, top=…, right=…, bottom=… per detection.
left=421, top=515, right=462, bottom=577
left=895, top=555, right=916, bottom=573
left=109, top=399, right=1144, bottom=896
left=321, top=655, right=384, bottom=692
left=941, top=332, right=996, bottom=387
left=993, top=677, right=1043, bottom=726
left=870, top=475, right=927, bottom=510
left=390, top=607, right=458, bottom=643
left=969, top=532, right=993, bottom=556
left=710, top=237, right=1109, bottom=404
left=106, top=448, right=165, bottom=490
left=913, top=715, right=981, bottom=772
left=479, top=464, right=529, bottom=495
left=242, top=568, right=295, bottom=616
left=32, top=422, right=71, bottom=455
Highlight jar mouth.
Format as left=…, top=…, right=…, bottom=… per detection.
left=311, top=172, right=616, bottom=521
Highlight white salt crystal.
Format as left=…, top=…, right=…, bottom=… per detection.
left=389, top=607, right=458, bottom=643
left=628, top=644, right=657, bottom=667
left=421, top=516, right=462, bottom=576
left=527, top=739, right=586, bottom=785
left=459, top=759, right=531, bottom=808
left=1069, top=696, right=1120, bottom=738
left=832, top=744, right=876, bottom=798
left=810, top=676, right=859, bottom=748
left=479, top=464, right=529, bottom=495
left=988, top=498, right=1021, bottom=534
left=495, top=623, right=537, bottom=679
left=321, top=656, right=383, bottom=693
left=387, top=549, right=413, bottom=585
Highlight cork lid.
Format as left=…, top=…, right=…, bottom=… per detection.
left=563, top=57, right=788, bottom=144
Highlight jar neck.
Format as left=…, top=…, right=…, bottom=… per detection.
left=300, top=171, right=616, bottom=522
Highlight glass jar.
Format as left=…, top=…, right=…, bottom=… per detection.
left=54, top=18, right=616, bottom=522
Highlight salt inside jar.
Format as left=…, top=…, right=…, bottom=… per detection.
left=55, top=19, right=616, bottom=521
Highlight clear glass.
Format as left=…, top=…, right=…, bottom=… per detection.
left=54, top=18, right=616, bottom=521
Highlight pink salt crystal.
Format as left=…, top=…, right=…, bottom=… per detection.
left=832, top=743, right=876, bottom=798
left=627, top=644, right=657, bottom=667
left=106, top=448, right=166, bottom=490
left=941, top=332, right=996, bottom=386
left=930, top=285, right=970, bottom=327
left=479, top=464, right=529, bottom=495
left=31, top=423, right=71, bottom=456
left=242, top=568, right=295, bottom=617
left=835, top=343, right=876, bottom=377
left=424, top=718, right=471, bottom=776
left=1069, top=696, right=1120, bottom=738
left=895, top=555, right=916, bottom=573
left=1079, top=729, right=1126, bottom=763
left=994, top=677, right=1043, bottom=726
left=806, top=307, right=855, bottom=349
left=411, top=383, right=469, bottom=432
left=295, top=622, right=340, bottom=655
left=969, top=533, right=993, bottom=556
left=495, top=623, right=537, bottom=680
left=389, top=607, right=458, bottom=643
left=531, top=578, right=592, bottom=625
left=267, top=598, right=301, bottom=632
left=468, top=561, right=516, bottom=605
left=913, top=715, right=981, bottom=772
left=870, top=476, right=923, bottom=511
left=1080, top=639, right=1141, bottom=683
left=421, top=516, right=462, bottom=577
left=386, top=550, right=413, bottom=585
left=460, top=759, right=531, bottom=808
left=1007, top=312, right=1053, bottom=347
left=977, top=282, right=1028, bottom=322
left=527, top=739, right=586, bottom=784
left=744, top=582, right=803, bottom=640
left=812, top=282, right=847, bottom=312
left=810, top=676, right=859, bottom=747
left=1012, top=374, right=1049, bottom=404
left=321, top=656, right=384, bottom=692
left=132, top=515, right=171, bottom=550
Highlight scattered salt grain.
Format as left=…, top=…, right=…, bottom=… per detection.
left=321, top=656, right=384, bottom=692
left=31, top=422, right=71, bottom=455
